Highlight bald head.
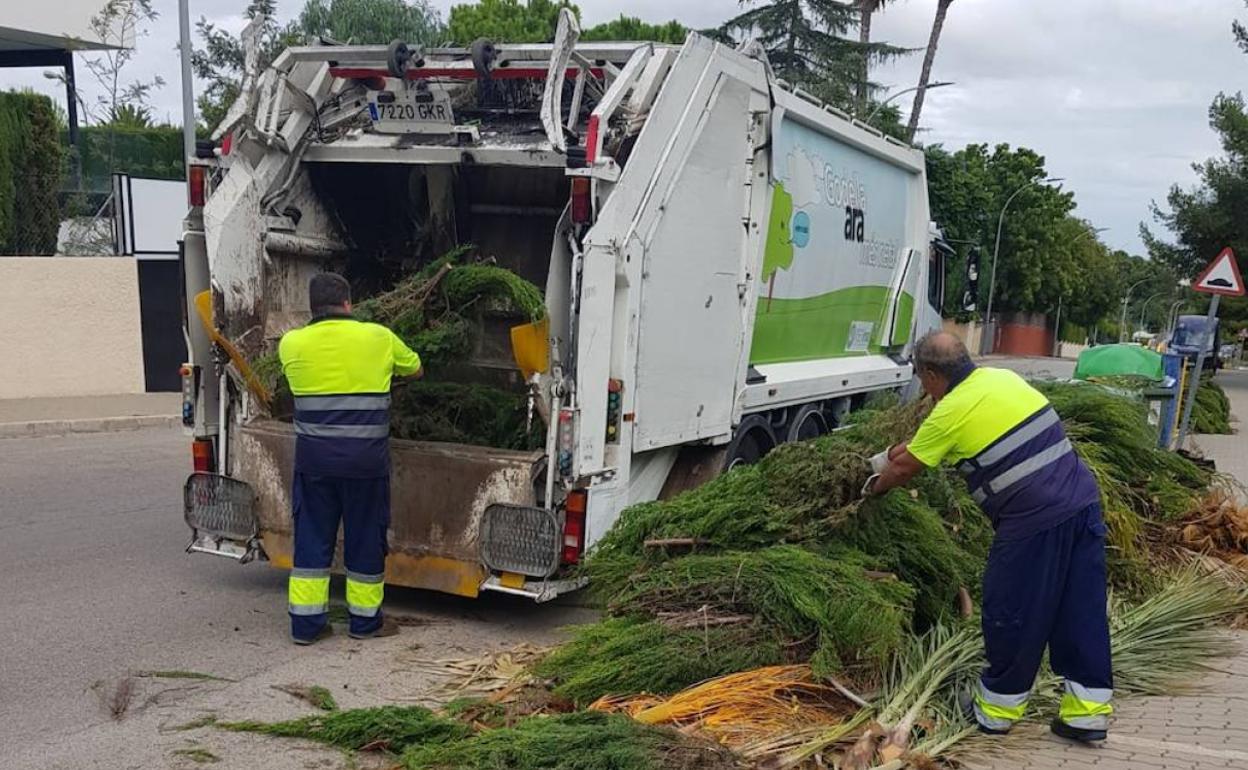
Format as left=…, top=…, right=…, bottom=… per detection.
left=913, top=331, right=973, bottom=400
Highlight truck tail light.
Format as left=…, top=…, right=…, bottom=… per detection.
left=180, top=363, right=198, bottom=427
left=585, top=114, right=600, bottom=164
left=562, top=489, right=587, bottom=564
left=188, top=165, right=206, bottom=207
left=570, top=177, right=592, bottom=225
left=192, top=439, right=216, bottom=473
left=558, top=408, right=576, bottom=478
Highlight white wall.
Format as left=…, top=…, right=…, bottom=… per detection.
left=0, top=257, right=145, bottom=398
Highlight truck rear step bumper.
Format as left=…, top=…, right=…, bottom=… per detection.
left=479, top=574, right=588, bottom=603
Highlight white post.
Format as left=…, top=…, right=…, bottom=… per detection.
left=178, top=0, right=197, bottom=193
left=1052, top=295, right=1062, bottom=358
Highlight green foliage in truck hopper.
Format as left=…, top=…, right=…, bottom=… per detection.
left=255, top=248, right=548, bottom=450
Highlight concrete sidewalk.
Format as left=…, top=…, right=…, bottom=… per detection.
left=967, top=369, right=1248, bottom=770
left=0, top=393, right=180, bottom=439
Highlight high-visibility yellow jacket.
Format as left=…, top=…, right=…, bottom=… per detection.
left=908, top=367, right=1099, bottom=539
left=279, top=315, right=421, bottom=478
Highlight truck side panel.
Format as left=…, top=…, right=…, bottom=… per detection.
left=630, top=75, right=757, bottom=451
left=751, top=109, right=924, bottom=364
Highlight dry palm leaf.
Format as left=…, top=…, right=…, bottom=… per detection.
left=589, top=665, right=858, bottom=750
left=409, top=644, right=550, bottom=698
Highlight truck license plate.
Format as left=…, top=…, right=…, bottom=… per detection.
left=368, top=86, right=455, bottom=135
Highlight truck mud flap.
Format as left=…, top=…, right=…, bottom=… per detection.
left=184, top=472, right=265, bottom=563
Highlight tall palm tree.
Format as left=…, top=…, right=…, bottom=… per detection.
left=855, top=0, right=890, bottom=112
left=907, top=0, right=954, bottom=140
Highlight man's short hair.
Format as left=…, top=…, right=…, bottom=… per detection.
left=913, top=331, right=973, bottom=381
left=309, top=273, right=351, bottom=315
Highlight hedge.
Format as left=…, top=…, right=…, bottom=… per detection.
left=0, top=91, right=64, bottom=255
left=75, top=124, right=185, bottom=191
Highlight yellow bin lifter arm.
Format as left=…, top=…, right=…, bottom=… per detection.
left=193, top=290, right=272, bottom=408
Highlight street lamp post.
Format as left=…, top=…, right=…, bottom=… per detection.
left=1138, top=292, right=1165, bottom=334
left=981, top=176, right=1065, bottom=355
left=867, top=82, right=954, bottom=122
left=1118, top=278, right=1151, bottom=343
left=1166, top=300, right=1185, bottom=339
left=178, top=0, right=196, bottom=192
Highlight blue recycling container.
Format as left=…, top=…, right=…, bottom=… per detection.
left=1156, top=353, right=1183, bottom=449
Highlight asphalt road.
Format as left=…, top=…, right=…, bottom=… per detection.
left=0, top=427, right=581, bottom=763
left=0, top=428, right=291, bottom=752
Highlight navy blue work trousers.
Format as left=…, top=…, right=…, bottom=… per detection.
left=978, top=502, right=1114, bottom=723
left=289, top=472, right=390, bottom=641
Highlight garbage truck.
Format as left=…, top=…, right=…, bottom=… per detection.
left=180, top=12, right=951, bottom=601
left=1170, top=315, right=1221, bottom=372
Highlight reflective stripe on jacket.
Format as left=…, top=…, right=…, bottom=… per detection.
left=278, top=315, right=421, bottom=478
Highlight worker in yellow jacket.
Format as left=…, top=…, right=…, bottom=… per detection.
left=279, top=273, right=423, bottom=644
left=868, top=332, right=1113, bottom=743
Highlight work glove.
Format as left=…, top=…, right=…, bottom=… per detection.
left=860, top=473, right=880, bottom=499
left=869, top=447, right=892, bottom=474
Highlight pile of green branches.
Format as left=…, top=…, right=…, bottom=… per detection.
left=1193, top=377, right=1233, bottom=434
left=354, top=245, right=545, bottom=370
left=222, top=573, right=1248, bottom=770
left=223, top=706, right=737, bottom=770
left=255, top=247, right=548, bottom=450
left=389, top=381, right=542, bottom=449
left=536, top=381, right=1216, bottom=707
left=222, top=380, right=1244, bottom=768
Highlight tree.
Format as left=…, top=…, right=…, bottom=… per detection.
left=295, top=0, right=444, bottom=45
left=855, top=0, right=897, bottom=113
left=193, top=0, right=294, bottom=131
left=926, top=143, right=1084, bottom=316
left=71, top=0, right=166, bottom=126
left=907, top=0, right=953, bottom=140
left=1143, top=4, right=1248, bottom=332
left=45, top=0, right=165, bottom=183
left=581, top=15, right=688, bottom=44
left=724, top=0, right=906, bottom=115
left=108, top=103, right=154, bottom=129
left=446, top=0, right=579, bottom=45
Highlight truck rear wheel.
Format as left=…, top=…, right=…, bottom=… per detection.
left=786, top=404, right=827, bottom=443
left=725, top=415, right=776, bottom=471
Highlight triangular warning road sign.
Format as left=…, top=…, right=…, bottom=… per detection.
left=1193, top=247, right=1245, bottom=296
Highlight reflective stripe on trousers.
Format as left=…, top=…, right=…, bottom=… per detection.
left=1058, top=681, right=1113, bottom=730
left=345, top=570, right=385, bottom=618
left=289, top=567, right=330, bottom=616
left=973, top=680, right=1029, bottom=732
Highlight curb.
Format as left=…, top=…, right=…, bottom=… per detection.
left=0, top=415, right=179, bottom=439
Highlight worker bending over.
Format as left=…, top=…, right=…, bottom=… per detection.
left=278, top=273, right=423, bottom=644
left=867, top=332, right=1113, bottom=743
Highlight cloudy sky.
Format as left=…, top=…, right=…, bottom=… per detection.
left=5, top=0, right=1246, bottom=256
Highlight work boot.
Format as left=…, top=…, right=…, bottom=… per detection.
left=959, top=690, right=1012, bottom=736
left=291, top=625, right=333, bottom=646
left=1051, top=718, right=1108, bottom=743
left=349, top=615, right=399, bottom=640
